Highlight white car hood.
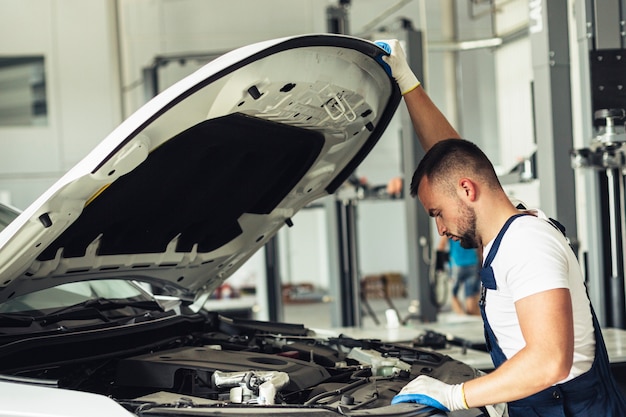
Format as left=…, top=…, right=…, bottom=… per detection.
left=0, top=34, right=400, bottom=303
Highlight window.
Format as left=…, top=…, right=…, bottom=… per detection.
left=0, top=56, right=48, bottom=126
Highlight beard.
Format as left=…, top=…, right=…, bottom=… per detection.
left=457, top=201, right=479, bottom=249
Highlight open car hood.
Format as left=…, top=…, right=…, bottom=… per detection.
left=0, top=34, right=401, bottom=303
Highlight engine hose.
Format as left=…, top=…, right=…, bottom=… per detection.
left=244, top=372, right=257, bottom=392
left=303, top=379, right=369, bottom=406
left=345, top=392, right=379, bottom=410
left=351, top=368, right=372, bottom=379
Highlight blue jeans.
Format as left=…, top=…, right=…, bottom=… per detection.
left=451, top=264, right=479, bottom=298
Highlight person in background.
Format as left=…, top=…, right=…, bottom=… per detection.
left=437, top=236, right=480, bottom=315
left=375, top=38, right=626, bottom=416
left=387, top=176, right=479, bottom=316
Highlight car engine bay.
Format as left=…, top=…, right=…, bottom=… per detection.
left=0, top=310, right=490, bottom=416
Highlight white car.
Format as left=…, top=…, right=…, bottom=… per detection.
left=0, top=34, right=491, bottom=417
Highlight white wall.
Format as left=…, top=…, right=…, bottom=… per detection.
left=118, top=0, right=330, bottom=116
left=116, top=0, right=456, bottom=124
left=493, top=0, right=536, bottom=173
left=278, top=206, right=331, bottom=288
left=0, top=0, right=123, bottom=209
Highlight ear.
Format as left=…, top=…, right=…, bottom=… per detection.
left=458, top=178, right=477, bottom=202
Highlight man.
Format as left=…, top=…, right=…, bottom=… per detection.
left=376, top=39, right=626, bottom=416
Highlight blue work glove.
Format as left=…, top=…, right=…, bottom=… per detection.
left=374, top=39, right=421, bottom=95
left=391, top=375, right=469, bottom=412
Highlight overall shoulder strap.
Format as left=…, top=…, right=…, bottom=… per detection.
left=480, top=213, right=529, bottom=289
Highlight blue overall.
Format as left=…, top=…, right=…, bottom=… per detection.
left=479, top=214, right=626, bottom=416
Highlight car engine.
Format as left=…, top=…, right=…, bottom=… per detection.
left=0, top=311, right=490, bottom=416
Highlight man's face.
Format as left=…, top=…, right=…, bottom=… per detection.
left=417, top=176, right=479, bottom=249
left=455, top=201, right=479, bottom=249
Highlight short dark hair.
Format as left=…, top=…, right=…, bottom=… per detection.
left=410, top=138, right=501, bottom=197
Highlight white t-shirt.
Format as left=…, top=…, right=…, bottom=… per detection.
left=482, top=210, right=595, bottom=382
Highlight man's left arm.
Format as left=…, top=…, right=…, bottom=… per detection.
left=462, top=287, right=574, bottom=407
left=393, top=278, right=575, bottom=410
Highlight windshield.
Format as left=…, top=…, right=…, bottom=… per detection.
left=0, top=279, right=151, bottom=314
left=0, top=202, right=20, bottom=233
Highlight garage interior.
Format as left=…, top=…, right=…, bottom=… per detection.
left=1, top=0, right=626, bottom=395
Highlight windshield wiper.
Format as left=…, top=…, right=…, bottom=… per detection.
left=0, top=312, right=35, bottom=328
left=36, top=298, right=164, bottom=326
left=0, top=299, right=164, bottom=328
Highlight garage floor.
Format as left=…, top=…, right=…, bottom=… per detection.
left=283, top=297, right=479, bottom=331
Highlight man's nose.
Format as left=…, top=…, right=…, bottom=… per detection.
left=435, top=218, right=446, bottom=236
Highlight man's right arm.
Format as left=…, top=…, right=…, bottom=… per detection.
left=375, top=39, right=460, bottom=151
left=403, top=86, right=460, bottom=151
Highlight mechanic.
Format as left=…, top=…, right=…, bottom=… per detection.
left=376, top=39, right=626, bottom=416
